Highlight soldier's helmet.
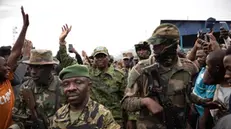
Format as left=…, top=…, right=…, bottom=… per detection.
left=134, top=41, right=150, bottom=52
left=147, top=23, right=180, bottom=46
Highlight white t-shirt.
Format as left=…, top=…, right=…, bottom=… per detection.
left=210, top=84, right=231, bottom=118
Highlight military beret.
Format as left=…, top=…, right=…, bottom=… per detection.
left=59, top=64, right=90, bottom=80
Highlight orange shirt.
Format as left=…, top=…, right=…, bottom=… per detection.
left=0, top=73, right=15, bottom=129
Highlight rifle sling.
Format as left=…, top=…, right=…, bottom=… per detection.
left=54, top=76, right=61, bottom=111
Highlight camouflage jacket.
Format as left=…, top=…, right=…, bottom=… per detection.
left=90, top=65, right=125, bottom=120
left=12, top=75, right=66, bottom=129
left=59, top=45, right=126, bottom=120
left=59, top=45, right=77, bottom=68
left=51, top=98, right=120, bottom=129
left=121, top=55, right=199, bottom=129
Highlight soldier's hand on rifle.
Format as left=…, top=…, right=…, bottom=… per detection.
left=141, top=97, right=163, bottom=114
left=59, top=24, right=72, bottom=44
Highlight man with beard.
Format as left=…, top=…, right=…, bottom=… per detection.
left=57, top=24, right=125, bottom=126
left=11, top=49, right=66, bottom=129
left=134, top=41, right=151, bottom=60
left=0, top=6, right=29, bottom=129
left=121, top=23, right=199, bottom=129
left=52, top=64, right=120, bottom=129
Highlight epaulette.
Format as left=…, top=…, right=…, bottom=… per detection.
left=179, top=58, right=197, bottom=68
left=114, top=68, right=125, bottom=75
left=179, top=57, right=199, bottom=75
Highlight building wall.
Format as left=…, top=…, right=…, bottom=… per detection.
left=161, top=20, right=231, bottom=48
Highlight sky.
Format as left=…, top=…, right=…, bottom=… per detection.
left=0, top=0, right=231, bottom=58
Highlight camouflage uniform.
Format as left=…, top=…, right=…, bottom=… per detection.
left=121, top=24, right=199, bottom=129
left=58, top=45, right=126, bottom=123
left=122, top=52, right=133, bottom=78
left=126, top=41, right=152, bottom=124
left=90, top=64, right=125, bottom=120
left=12, top=50, right=66, bottom=129
left=52, top=98, right=120, bottom=129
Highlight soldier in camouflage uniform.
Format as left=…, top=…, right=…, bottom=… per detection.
left=58, top=25, right=126, bottom=126
left=125, top=41, right=152, bottom=129
left=121, top=23, right=199, bottom=129
left=122, top=52, right=133, bottom=75
left=11, top=50, right=66, bottom=129
left=134, top=41, right=151, bottom=61
left=52, top=64, right=120, bottom=129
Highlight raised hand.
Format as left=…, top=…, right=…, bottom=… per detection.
left=59, top=24, right=72, bottom=44
left=82, top=50, right=88, bottom=58
left=21, top=6, right=29, bottom=28
left=22, top=39, right=33, bottom=57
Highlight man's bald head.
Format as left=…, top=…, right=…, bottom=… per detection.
left=223, top=46, right=231, bottom=84
left=204, top=50, right=226, bottom=85
left=206, top=50, right=226, bottom=66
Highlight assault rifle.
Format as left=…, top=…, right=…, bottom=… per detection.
left=22, top=89, right=48, bottom=129
left=143, top=62, right=184, bottom=129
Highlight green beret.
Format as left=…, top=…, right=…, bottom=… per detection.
left=59, top=64, right=90, bottom=80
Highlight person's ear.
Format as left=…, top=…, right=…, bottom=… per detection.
left=88, top=79, right=92, bottom=91
left=215, top=65, right=220, bottom=72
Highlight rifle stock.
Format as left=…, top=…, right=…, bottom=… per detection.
left=143, top=63, right=175, bottom=128
left=22, top=89, right=48, bottom=129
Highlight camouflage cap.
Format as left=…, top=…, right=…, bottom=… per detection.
left=123, top=52, right=133, bottom=60
left=147, top=23, right=180, bottom=45
left=92, top=46, right=109, bottom=57
left=23, top=49, right=59, bottom=65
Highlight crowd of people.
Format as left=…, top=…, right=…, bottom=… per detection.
left=2, top=6, right=231, bottom=129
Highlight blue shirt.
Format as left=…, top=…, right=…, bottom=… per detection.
left=193, top=67, right=216, bottom=116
